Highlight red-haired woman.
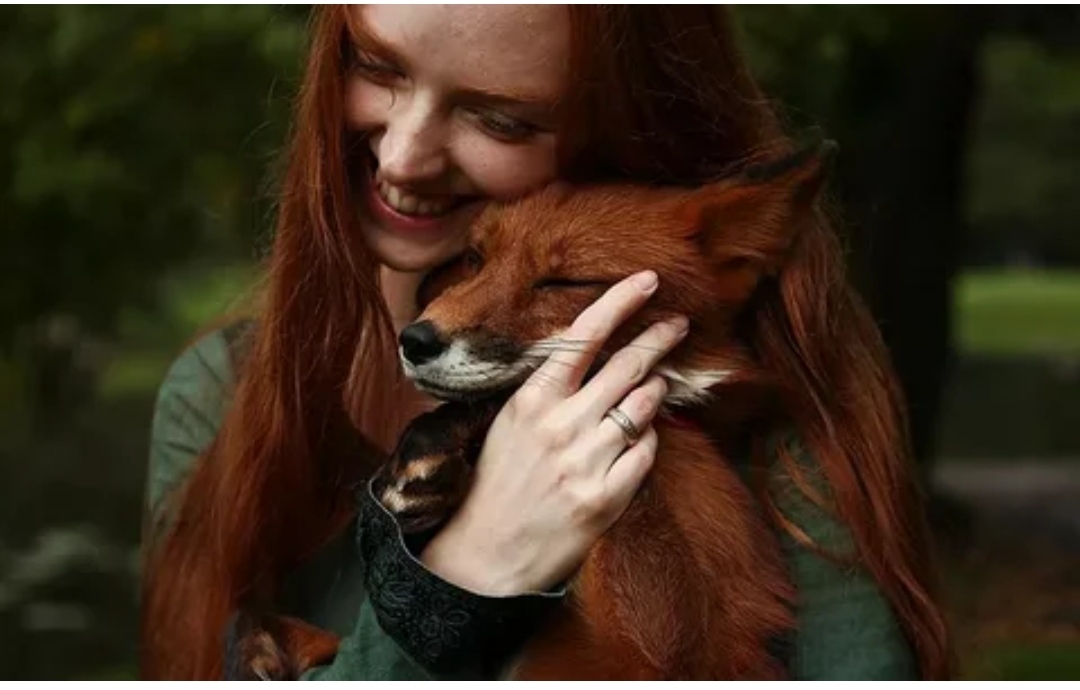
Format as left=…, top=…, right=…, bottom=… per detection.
left=140, top=6, right=952, bottom=680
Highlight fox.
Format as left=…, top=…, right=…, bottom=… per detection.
left=229, top=139, right=837, bottom=680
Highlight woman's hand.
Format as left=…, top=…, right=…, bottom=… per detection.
left=420, top=270, right=688, bottom=596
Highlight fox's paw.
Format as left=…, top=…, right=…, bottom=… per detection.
left=224, top=610, right=341, bottom=681
left=374, top=448, right=472, bottom=533
left=374, top=406, right=476, bottom=533
left=224, top=611, right=296, bottom=681
left=373, top=400, right=499, bottom=534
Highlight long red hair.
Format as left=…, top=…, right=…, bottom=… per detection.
left=140, top=6, right=951, bottom=680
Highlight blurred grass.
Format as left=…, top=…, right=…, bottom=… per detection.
left=944, top=268, right=1080, bottom=459
left=965, top=642, right=1080, bottom=680
left=955, top=269, right=1080, bottom=356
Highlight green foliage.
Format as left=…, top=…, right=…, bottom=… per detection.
left=0, top=6, right=308, bottom=340
left=0, top=9, right=309, bottom=678
left=967, top=38, right=1080, bottom=263
left=99, top=260, right=259, bottom=399
left=736, top=7, right=1080, bottom=265
left=734, top=6, right=899, bottom=128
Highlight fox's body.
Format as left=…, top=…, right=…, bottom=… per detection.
left=502, top=421, right=793, bottom=679
left=232, top=142, right=836, bottom=680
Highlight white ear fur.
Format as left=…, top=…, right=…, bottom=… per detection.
left=655, top=365, right=732, bottom=407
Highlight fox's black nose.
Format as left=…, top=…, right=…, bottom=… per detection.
left=399, top=320, right=447, bottom=366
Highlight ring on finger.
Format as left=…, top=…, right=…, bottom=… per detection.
left=603, top=406, right=642, bottom=447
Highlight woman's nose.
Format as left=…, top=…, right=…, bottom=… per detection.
left=374, top=96, right=449, bottom=184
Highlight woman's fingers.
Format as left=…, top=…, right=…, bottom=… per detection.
left=595, top=374, right=668, bottom=464
left=603, top=424, right=659, bottom=515
left=522, top=270, right=658, bottom=399
left=574, top=315, right=687, bottom=420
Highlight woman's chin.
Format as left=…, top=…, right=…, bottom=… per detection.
left=362, top=224, right=466, bottom=274
left=356, top=187, right=482, bottom=274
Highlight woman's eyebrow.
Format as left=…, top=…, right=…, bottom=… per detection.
left=454, top=83, right=559, bottom=109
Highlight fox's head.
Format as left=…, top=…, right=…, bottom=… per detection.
left=398, top=140, right=836, bottom=407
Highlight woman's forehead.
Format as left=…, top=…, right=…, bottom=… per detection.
left=354, top=5, right=569, bottom=104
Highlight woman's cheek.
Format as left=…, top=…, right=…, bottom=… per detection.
left=451, top=129, right=559, bottom=201
left=344, top=78, right=391, bottom=131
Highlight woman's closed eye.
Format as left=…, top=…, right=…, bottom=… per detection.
left=464, top=107, right=543, bottom=143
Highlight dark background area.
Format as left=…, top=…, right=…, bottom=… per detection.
left=1, top=6, right=1078, bottom=679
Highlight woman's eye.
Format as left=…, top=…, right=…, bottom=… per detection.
left=467, top=108, right=540, bottom=142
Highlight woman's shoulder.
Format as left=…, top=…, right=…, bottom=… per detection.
left=764, top=429, right=917, bottom=679
left=764, top=430, right=853, bottom=555
left=145, top=320, right=254, bottom=514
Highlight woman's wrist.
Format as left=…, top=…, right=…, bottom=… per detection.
left=357, top=477, right=564, bottom=675
left=420, top=522, right=532, bottom=597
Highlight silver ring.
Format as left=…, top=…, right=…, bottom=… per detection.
left=604, top=407, right=641, bottom=447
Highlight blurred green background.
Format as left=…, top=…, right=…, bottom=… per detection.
left=1, top=6, right=1078, bottom=680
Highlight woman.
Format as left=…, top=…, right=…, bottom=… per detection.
left=140, top=5, right=952, bottom=680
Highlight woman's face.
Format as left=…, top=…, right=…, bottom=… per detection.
left=345, top=5, right=569, bottom=273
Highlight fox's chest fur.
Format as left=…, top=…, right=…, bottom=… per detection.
left=494, top=417, right=795, bottom=680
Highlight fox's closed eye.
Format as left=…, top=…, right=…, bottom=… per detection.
left=532, top=277, right=612, bottom=292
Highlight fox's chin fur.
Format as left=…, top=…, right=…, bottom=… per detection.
left=398, top=338, right=548, bottom=401
left=401, top=336, right=732, bottom=408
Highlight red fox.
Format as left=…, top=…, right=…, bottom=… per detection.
left=232, top=140, right=837, bottom=680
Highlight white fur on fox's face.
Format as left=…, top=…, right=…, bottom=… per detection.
left=399, top=338, right=551, bottom=400
left=400, top=334, right=731, bottom=406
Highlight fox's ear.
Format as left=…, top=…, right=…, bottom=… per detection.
left=678, top=139, right=837, bottom=273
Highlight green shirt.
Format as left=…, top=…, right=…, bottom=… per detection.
left=145, top=326, right=917, bottom=680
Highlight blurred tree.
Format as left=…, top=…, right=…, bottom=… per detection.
left=968, top=38, right=1080, bottom=267
left=737, top=6, right=986, bottom=492
left=0, top=7, right=310, bottom=679
left=0, top=6, right=308, bottom=427
left=736, top=6, right=1080, bottom=498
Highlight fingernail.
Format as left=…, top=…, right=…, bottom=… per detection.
left=670, top=315, right=689, bottom=334
left=634, top=270, right=658, bottom=292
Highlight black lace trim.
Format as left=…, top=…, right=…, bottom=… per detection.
left=356, top=478, right=564, bottom=676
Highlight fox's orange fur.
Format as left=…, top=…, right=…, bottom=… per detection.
left=502, top=424, right=794, bottom=679
left=233, top=142, right=836, bottom=679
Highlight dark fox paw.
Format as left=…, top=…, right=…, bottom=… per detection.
left=372, top=400, right=499, bottom=534
left=224, top=611, right=297, bottom=681
left=224, top=610, right=341, bottom=681
left=373, top=446, right=473, bottom=534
